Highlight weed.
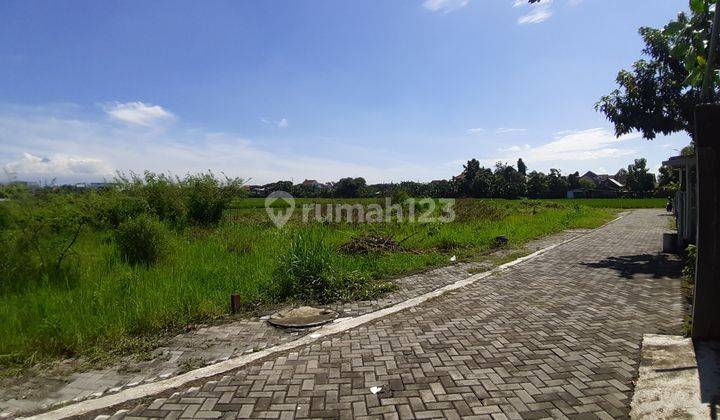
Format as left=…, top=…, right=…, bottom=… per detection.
left=115, top=215, right=167, bottom=266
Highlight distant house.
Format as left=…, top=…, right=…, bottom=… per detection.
left=300, top=179, right=321, bottom=187
left=579, top=171, right=601, bottom=184
left=614, top=168, right=629, bottom=185
left=598, top=178, right=624, bottom=190
left=569, top=170, right=626, bottom=199
left=297, top=179, right=332, bottom=190
left=579, top=170, right=625, bottom=189
left=245, top=185, right=267, bottom=196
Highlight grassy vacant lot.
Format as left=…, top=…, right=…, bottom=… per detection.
left=541, top=198, right=666, bottom=209
left=0, top=193, right=660, bottom=370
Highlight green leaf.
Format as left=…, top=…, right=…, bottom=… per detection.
left=664, top=20, right=684, bottom=36
left=690, top=0, right=706, bottom=15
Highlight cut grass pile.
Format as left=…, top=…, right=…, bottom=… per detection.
left=0, top=198, right=620, bottom=369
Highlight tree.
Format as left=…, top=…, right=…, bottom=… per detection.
left=517, top=158, right=527, bottom=176
left=567, top=171, right=581, bottom=190
left=459, top=159, right=481, bottom=196
left=334, top=177, right=366, bottom=198
left=658, top=165, right=679, bottom=187
left=267, top=180, right=293, bottom=194
left=626, top=158, right=657, bottom=193
left=470, top=167, right=494, bottom=198
left=427, top=180, right=455, bottom=198
left=546, top=169, right=570, bottom=198
left=527, top=171, right=548, bottom=198
left=596, top=0, right=719, bottom=140
left=492, top=163, right=526, bottom=199
left=579, top=178, right=596, bottom=190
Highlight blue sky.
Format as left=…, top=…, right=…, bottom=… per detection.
left=0, top=0, right=691, bottom=184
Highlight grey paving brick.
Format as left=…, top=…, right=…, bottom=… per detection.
left=68, top=211, right=688, bottom=418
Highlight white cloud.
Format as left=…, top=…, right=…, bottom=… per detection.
left=104, top=101, right=174, bottom=126
left=484, top=128, right=641, bottom=171
left=518, top=7, right=552, bottom=24
left=500, top=144, right=531, bottom=152
left=261, top=117, right=289, bottom=129
left=496, top=127, right=528, bottom=134
left=467, top=128, right=485, bottom=135
left=3, top=152, right=111, bottom=183
left=423, top=0, right=469, bottom=14
left=514, top=0, right=553, bottom=25
left=0, top=104, right=431, bottom=185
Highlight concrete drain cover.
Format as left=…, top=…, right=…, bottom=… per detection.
left=267, top=306, right=339, bottom=329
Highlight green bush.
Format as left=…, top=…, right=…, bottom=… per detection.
left=683, top=244, right=697, bottom=282
left=115, top=216, right=168, bottom=266
left=0, top=203, right=11, bottom=229
left=276, top=230, right=337, bottom=303
left=274, top=229, right=391, bottom=303
left=391, top=189, right=410, bottom=205
left=115, top=171, right=244, bottom=228
left=0, top=231, right=30, bottom=292
left=118, top=172, right=187, bottom=226
left=0, top=197, right=85, bottom=292
left=94, top=195, right=150, bottom=228
left=184, top=173, right=242, bottom=226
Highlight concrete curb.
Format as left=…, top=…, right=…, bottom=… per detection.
left=26, top=215, right=622, bottom=419
left=630, top=334, right=709, bottom=419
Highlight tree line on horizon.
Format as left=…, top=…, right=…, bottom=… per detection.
left=253, top=157, right=674, bottom=199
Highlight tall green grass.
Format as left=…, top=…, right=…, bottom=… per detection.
left=540, top=198, right=666, bottom=208
left=0, top=199, right=615, bottom=368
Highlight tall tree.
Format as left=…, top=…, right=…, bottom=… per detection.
left=546, top=169, right=570, bottom=198
left=334, top=177, right=366, bottom=198
left=626, top=158, right=657, bottom=193
left=567, top=171, right=581, bottom=190
left=596, top=0, right=719, bottom=140
left=517, top=158, right=527, bottom=176
left=459, top=159, right=481, bottom=196
left=470, top=168, right=494, bottom=198
left=493, top=163, right=527, bottom=199
left=527, top=171, right=548, bottom=198
left=658, top=164, right=679, bottom=187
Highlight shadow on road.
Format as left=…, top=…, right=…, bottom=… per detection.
left=581, top=253, right=682, bottom=279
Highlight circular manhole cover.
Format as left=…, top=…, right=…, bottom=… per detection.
left=267, top=306, right=339, bottom=329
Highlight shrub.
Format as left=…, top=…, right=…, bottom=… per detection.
left=276, top=230, right=337, bottom=303
left=118, top=172, right=187, bottom=226
left=0, top=203, right=11, bottom=229
left=683, top=244, right=696, bottom=283
left=184, top=173, right=243, bottom=226
left=95, top=195, right=150, bottom=228
left=0, top=231, right=31, bottom=292
left=391, top=189, right=410, bottom=206
left=0, top=197, right=85, bottom=291
left=115, top=215, right=167, bottom=266
left=275, top=229, right=394, bottom=304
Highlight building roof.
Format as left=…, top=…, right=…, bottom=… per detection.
left=601, top=178, right=624, bottom=188
left=662, top=155, right=697, bottom=169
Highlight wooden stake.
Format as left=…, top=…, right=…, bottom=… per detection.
left=230, top=294, right=241, bottom=314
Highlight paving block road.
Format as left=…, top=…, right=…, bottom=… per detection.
left=83, top=209, right=683, bottom=419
